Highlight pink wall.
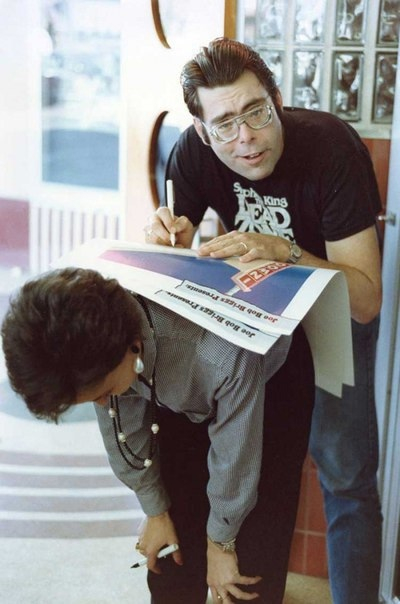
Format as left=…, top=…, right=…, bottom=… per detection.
left=0, top=198, right=29, bottom=269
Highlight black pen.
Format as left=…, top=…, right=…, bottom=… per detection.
left=131, top=543, right=179, bottom=568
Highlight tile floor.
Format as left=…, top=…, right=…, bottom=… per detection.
left=284, top=573, right=332, bottom=603
left=288, top=453, right=329, bottom=577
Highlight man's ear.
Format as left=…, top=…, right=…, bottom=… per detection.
left=193, top=117, right=211, bottom=146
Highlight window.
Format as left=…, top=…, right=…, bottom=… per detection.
left=238, top=0, right=399, bottom=137
left=41, top=0, right=121, bottom=189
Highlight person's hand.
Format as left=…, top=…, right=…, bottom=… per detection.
left=207, top=539, right=261, bottom=602
left=144, top=208, right=196, bottom=249
left=137, top=511, right=183, bottom=574
left=198, top=230, right=291, bottom=264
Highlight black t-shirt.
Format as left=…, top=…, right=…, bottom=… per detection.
left=166, top=107, right=382, bottom=260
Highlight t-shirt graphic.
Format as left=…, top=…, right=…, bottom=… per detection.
left=233, top=181, right=294, bottom=240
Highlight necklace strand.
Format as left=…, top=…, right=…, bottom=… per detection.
left=107, top=295, right=159, bottom=471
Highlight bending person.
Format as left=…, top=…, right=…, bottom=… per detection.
left=2, top=267, right=314, bottom=604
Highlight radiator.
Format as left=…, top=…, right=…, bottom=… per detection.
left=30, top=205, right=121, bottom=274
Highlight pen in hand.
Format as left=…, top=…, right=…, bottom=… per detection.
left=166, top=179, right=176, bottom=247
left=131, top=543, right=179, bottom=568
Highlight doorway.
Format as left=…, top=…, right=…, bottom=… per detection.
left=376, top=44, right=400, bottom=604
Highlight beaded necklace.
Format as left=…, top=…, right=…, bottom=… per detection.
left=107, top=295, right=159, bottom=471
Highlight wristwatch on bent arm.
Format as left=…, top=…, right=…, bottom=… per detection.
left=286, top=241, right=303, bottom=264
left=207, top=536, right=236, bottom=553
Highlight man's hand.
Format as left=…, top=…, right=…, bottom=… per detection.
left=198, top=230, right=290, bottom=263
left=207, top=538, right=261, bottom=603
left=144, top=207, right=196, bottom=249
left=137, top=511, right=183, bottom=574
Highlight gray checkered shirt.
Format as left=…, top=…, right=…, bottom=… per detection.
left=95, top=298, right=291, bottom=542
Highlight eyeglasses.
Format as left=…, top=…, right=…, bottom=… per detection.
left=204, top=103, right=273, bottom=144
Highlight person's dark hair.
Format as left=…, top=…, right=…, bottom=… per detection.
left=1, top=268, right=143, bottom=422
left=180, top=37, right=281, bottom=120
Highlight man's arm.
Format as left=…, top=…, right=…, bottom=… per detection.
left=197, top=225, right=382, bottom=324
left=144, top=127, right=207, bottom=248
left=325, top=227, right=382, bottom=323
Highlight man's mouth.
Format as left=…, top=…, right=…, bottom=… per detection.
left=240, top=151, right=266, bottom=162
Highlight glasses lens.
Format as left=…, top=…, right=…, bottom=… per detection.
left=246, top=105, right=271, bottom=128
left=211, top=104, right=272, bottom=143
left=214, top=121, right=238, bottom=142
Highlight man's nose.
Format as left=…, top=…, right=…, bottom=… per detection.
left=238, top=121, right=255, bottom=142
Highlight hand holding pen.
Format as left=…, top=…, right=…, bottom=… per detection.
left=131, top=543, right=180, bottom=568
left=144, top=180, right=195, bottom=248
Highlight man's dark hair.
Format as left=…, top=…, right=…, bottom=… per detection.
left=1, top=267, right=143, bottom=422
left=180, top=37, right=281, bottom=120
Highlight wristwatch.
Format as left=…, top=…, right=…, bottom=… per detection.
left=287, top=242, right=302, bottom=264
left=208, top=537, right=236, bottom=552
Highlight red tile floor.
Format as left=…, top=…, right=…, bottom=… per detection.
left=288, top=453, right=329, bottom=578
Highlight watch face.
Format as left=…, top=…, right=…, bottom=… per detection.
left=292, top=244, right=302, bottom=258
left=287, top=243, right=302, bottom=263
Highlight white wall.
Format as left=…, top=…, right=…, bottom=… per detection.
left=0, top=0, right=37, bottom=200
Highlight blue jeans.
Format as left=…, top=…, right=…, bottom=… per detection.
left=310, top=317, right=382, bottom=604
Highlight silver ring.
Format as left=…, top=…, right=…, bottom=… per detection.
left=239, top=241, right=248, bottom=253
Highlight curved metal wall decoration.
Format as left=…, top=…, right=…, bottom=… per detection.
left=151, top=0, right=170, bottom=48
left=149, top=111, right=169, bottom=206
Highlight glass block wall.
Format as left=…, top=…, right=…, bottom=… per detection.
left=238, top=0, right=399, bottom=137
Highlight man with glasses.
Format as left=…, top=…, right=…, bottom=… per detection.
left=147, top=38, right=382, bottom=604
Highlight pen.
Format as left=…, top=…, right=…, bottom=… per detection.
left=166, top=179, right=176, bottom=247
left=131, top=543, right=179, bottom=568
